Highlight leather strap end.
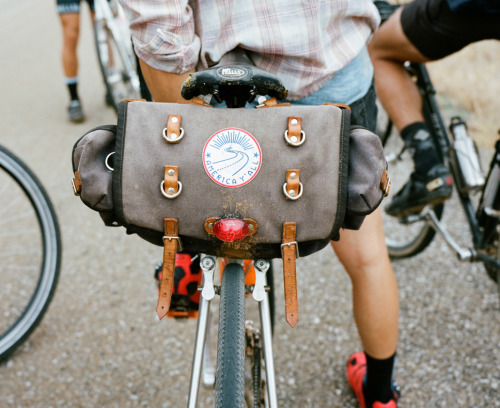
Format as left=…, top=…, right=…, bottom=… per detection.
left=72, top=171, right=82, bottom=196
left=256, top=97, right=291, bottom=108
left=380, top=169, right=391, bottom=197
left=282, top=222, right=298, bottom=328
left=156, top=218, right=179, bottom=320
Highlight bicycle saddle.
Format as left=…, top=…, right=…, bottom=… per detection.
left=181, top=48, right=288, bottom=108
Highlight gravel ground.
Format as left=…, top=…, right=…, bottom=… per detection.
left=1, top=1, right=499, bottom=407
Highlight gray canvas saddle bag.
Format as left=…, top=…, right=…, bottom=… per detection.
left=72, top=99, right=389, bottom=260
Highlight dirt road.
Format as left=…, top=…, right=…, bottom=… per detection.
left=1, top=1, right=499, bottom=407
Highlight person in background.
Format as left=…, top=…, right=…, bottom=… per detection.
left=369, top=0, right=500, bottom=217
left=56, top=0, right=95, bottom=123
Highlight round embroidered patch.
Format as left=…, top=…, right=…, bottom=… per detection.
left=203, top=128, right=262, bottom=188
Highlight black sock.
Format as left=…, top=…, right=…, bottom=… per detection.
left=401, top=122, right=441, bottom=175
left=363, top=352, right=396, bottom=406
left=68, top=83, right=79, bottom=101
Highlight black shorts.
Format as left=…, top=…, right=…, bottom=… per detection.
left=401, top=0, right=500, bottom=59
left=57, top=0, right=94, bottom=14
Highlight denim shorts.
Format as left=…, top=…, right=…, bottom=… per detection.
left=291, top=81, right=378, bottom=133
left=212, top=74, right=378, bottom=132
left=57, top=0, right=94, bottom=14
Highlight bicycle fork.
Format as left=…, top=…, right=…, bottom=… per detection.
left=187, top=255, right=278, bottom=408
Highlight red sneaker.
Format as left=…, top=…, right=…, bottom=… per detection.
left=347, top=352, right=368, bottom=408
left=346, top=352, right=399, bottom=408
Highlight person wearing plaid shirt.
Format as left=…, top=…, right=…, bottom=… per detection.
left=120, top=1, right=400, bottom=406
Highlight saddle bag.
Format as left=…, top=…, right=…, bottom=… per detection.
left=72, top=99, right=389, bottom=323
left=72, top=99, right=389, bottom=259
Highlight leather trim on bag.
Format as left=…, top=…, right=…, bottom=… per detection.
left=282, top=222, right=298, bottom=328
left=72, top=171, right=82, bottom=196
left=156, top=218, right=180, bottom=319
left=324, top=102, right=352, bottom=112
left=284, top=169, right=301, bottom=200
left=256, top=97, right=291, bottom=108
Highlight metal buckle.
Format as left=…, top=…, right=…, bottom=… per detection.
left=162, top=235, right=184, bottom=252
left=280, top=241, right=299, bottom=259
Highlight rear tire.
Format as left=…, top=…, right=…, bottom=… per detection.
left=216, top=263, right=246, bottom=408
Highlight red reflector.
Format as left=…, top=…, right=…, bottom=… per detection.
left=213, top=218, right=249, bottom=242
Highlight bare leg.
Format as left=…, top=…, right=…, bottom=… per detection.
left=60, top=13, right=80, bottom=78
left=331, top=208, right=398, bottom=359
left=368, top=7, right=431, bottom=132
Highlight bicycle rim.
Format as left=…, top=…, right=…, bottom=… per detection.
left=94, top=18, right=140, bottom=112
left=216, top=263, right=246, bottom=408
left=0, top=146, right=61, bottom=360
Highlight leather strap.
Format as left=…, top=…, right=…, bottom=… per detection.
left=287, top=117, right=303, bottom=145
left=156, top=218, right=180, bottom=319
left=72, top=171, right=82, bottom=196
left=380, top=169, right=391, bottom=197
left=165, top=115, right=182, bottom=143
left=323, top=102, right=352, bottom=112
left=179, top=97, right=213, bottom=107
left=285, top=169, right=300, bottom=200
left=164, top=165, right=179, bottom=195
left=122, top=98, right=147, bottom=102
left=282, top=222, right=298, bottom=327
left=256, top=97, right=291, bottom=108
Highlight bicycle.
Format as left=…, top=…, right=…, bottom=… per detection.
left=377, top=32, right=500, bottom=300
left=93, top=0, right=141, bottom=112
left=0, top=145, right=62, bottom=361
left=170, top=51, right=289, bottom=408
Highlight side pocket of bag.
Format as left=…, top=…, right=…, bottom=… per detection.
left=342, top=125, right=390, bottom=230
left=72, top=125, right=119, bottom=226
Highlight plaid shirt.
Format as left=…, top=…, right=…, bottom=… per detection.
left=119, top=0, right=380, bottom=100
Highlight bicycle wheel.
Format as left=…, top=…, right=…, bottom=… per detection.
left=483, top=232, right=499, bottom=284
left=378, top=102, right=444, bottom=258
left=216, top=263, right=246, bottom=408
left=0, top=146, right=61, bottom=360
left=93, top=17, right=141, bottom=112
